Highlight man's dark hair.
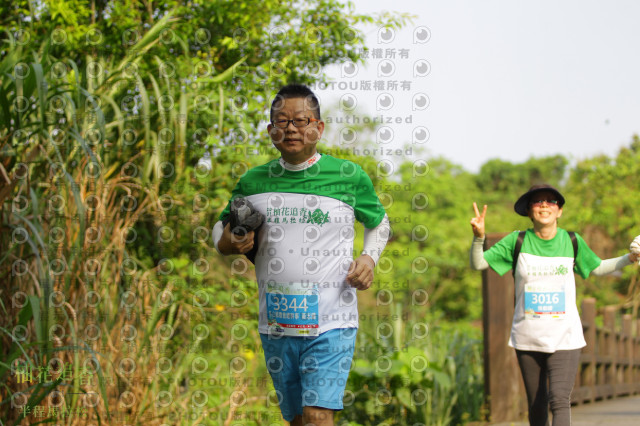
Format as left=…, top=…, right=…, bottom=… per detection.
left=270, top=84, right=321, bottom=122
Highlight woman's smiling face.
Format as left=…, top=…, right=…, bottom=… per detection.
left=527, top=190, right=563, bottom=226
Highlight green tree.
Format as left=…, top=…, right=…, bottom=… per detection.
left=0, top=1, right=412, bottom=424
left=563, top=137, right=640, bottom=310
left=476, top=155, right=568, bottom=195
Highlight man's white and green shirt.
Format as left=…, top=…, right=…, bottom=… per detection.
left=214, top=154, right=389, bottom=336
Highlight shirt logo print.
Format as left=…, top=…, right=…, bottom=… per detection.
left=266, top=207, right=331, bottom=226
left=306, top=208, right=330, bottom=226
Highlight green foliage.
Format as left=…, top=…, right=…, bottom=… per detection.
left=562, top=136, right=640, bottom=311
left=341, top=314, right=484, bottom=425
left=476, top=155, right=568, bottom=194
left=1, top=1, right=638, bottom=424
left=0, top=1, right=417, bottom=425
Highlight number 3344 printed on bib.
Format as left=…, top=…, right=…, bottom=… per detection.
left=266, top=282, right=320, bottom=336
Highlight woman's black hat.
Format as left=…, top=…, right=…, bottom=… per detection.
left=514, top=184, right=565, bottom=216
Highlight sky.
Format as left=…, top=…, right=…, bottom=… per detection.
left=317, top=0, right=640, bottom=173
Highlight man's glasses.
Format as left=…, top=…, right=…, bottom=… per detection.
left=271, top=117, right=320, bottom=129
left=530, top=199, right=559, bottom=207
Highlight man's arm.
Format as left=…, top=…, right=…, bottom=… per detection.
left=360, top=215, right=390, bottom=265
left=347, top=215, right=390, bottom=290
left=212, top=221, right=224, bottom=254
left=212, top=221, right=255, bottom=255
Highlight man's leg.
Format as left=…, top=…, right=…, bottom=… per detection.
left=546, top=349, right=581, bottom=426
left=297, top=328, right=356, bottom=426
left=260, top=334, right=304, bottom=422
left=289, top=414, right=303, bottom=426
left=516, top=350, right=549, bottom=426
left=288, top=407, right=334, bottom=426
left=302, top=406, right=334, bottom=425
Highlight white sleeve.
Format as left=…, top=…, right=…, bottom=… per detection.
left=212, top=221, right=224, bottom=255
left=361, top=214, right=390, bottom=265
left=590, top=254, right=633, bottom=276
left=470, top=236, right=489, bottom=270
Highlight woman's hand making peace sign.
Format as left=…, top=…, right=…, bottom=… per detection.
left=470, top=202, right=487, bottom=238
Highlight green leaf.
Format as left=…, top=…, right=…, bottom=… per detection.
left=396, top=387, right=412, bottom=408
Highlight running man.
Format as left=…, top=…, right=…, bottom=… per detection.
left=213, top=84, right=390, bottom=425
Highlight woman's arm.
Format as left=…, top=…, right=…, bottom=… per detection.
left=469, top=203, right=490, bottom=270
left=630, top=235, right=640, bottom=263
left=590, top=254, right=633, bottom=276
left=470, top=236, right=489, bottom=270
left=590, top=235, right=640, bottom=275
left=470, top=202, right=487, bottom=238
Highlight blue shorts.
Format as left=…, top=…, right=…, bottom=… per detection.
left=259, top=328, right=357, bottom=421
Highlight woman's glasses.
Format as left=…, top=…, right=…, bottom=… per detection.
left=529, top=199, right=559, bottom=207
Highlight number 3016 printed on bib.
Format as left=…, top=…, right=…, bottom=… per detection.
left=266, top=282, right=319, bottom=336
left=524, top=283, right=566, bottom=319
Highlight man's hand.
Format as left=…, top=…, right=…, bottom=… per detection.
left=347, top=255, right=375, bottom=290
left=230, top=197, right=264, bottom=236
left=470, top=202, right=487, bottom=238
left=217, top=223, right=255, bottom=255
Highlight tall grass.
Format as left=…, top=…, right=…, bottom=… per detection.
left=0, top=15, right=270, bottom=425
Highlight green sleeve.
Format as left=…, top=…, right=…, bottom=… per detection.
left=353, top=167, right=386, bottom=228
left=483, top=231, right=519, bottom=276
left=574, top=233, right=602, bottom=279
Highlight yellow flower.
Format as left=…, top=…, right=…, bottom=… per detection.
left=215, top=304, right=225, bottom=311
